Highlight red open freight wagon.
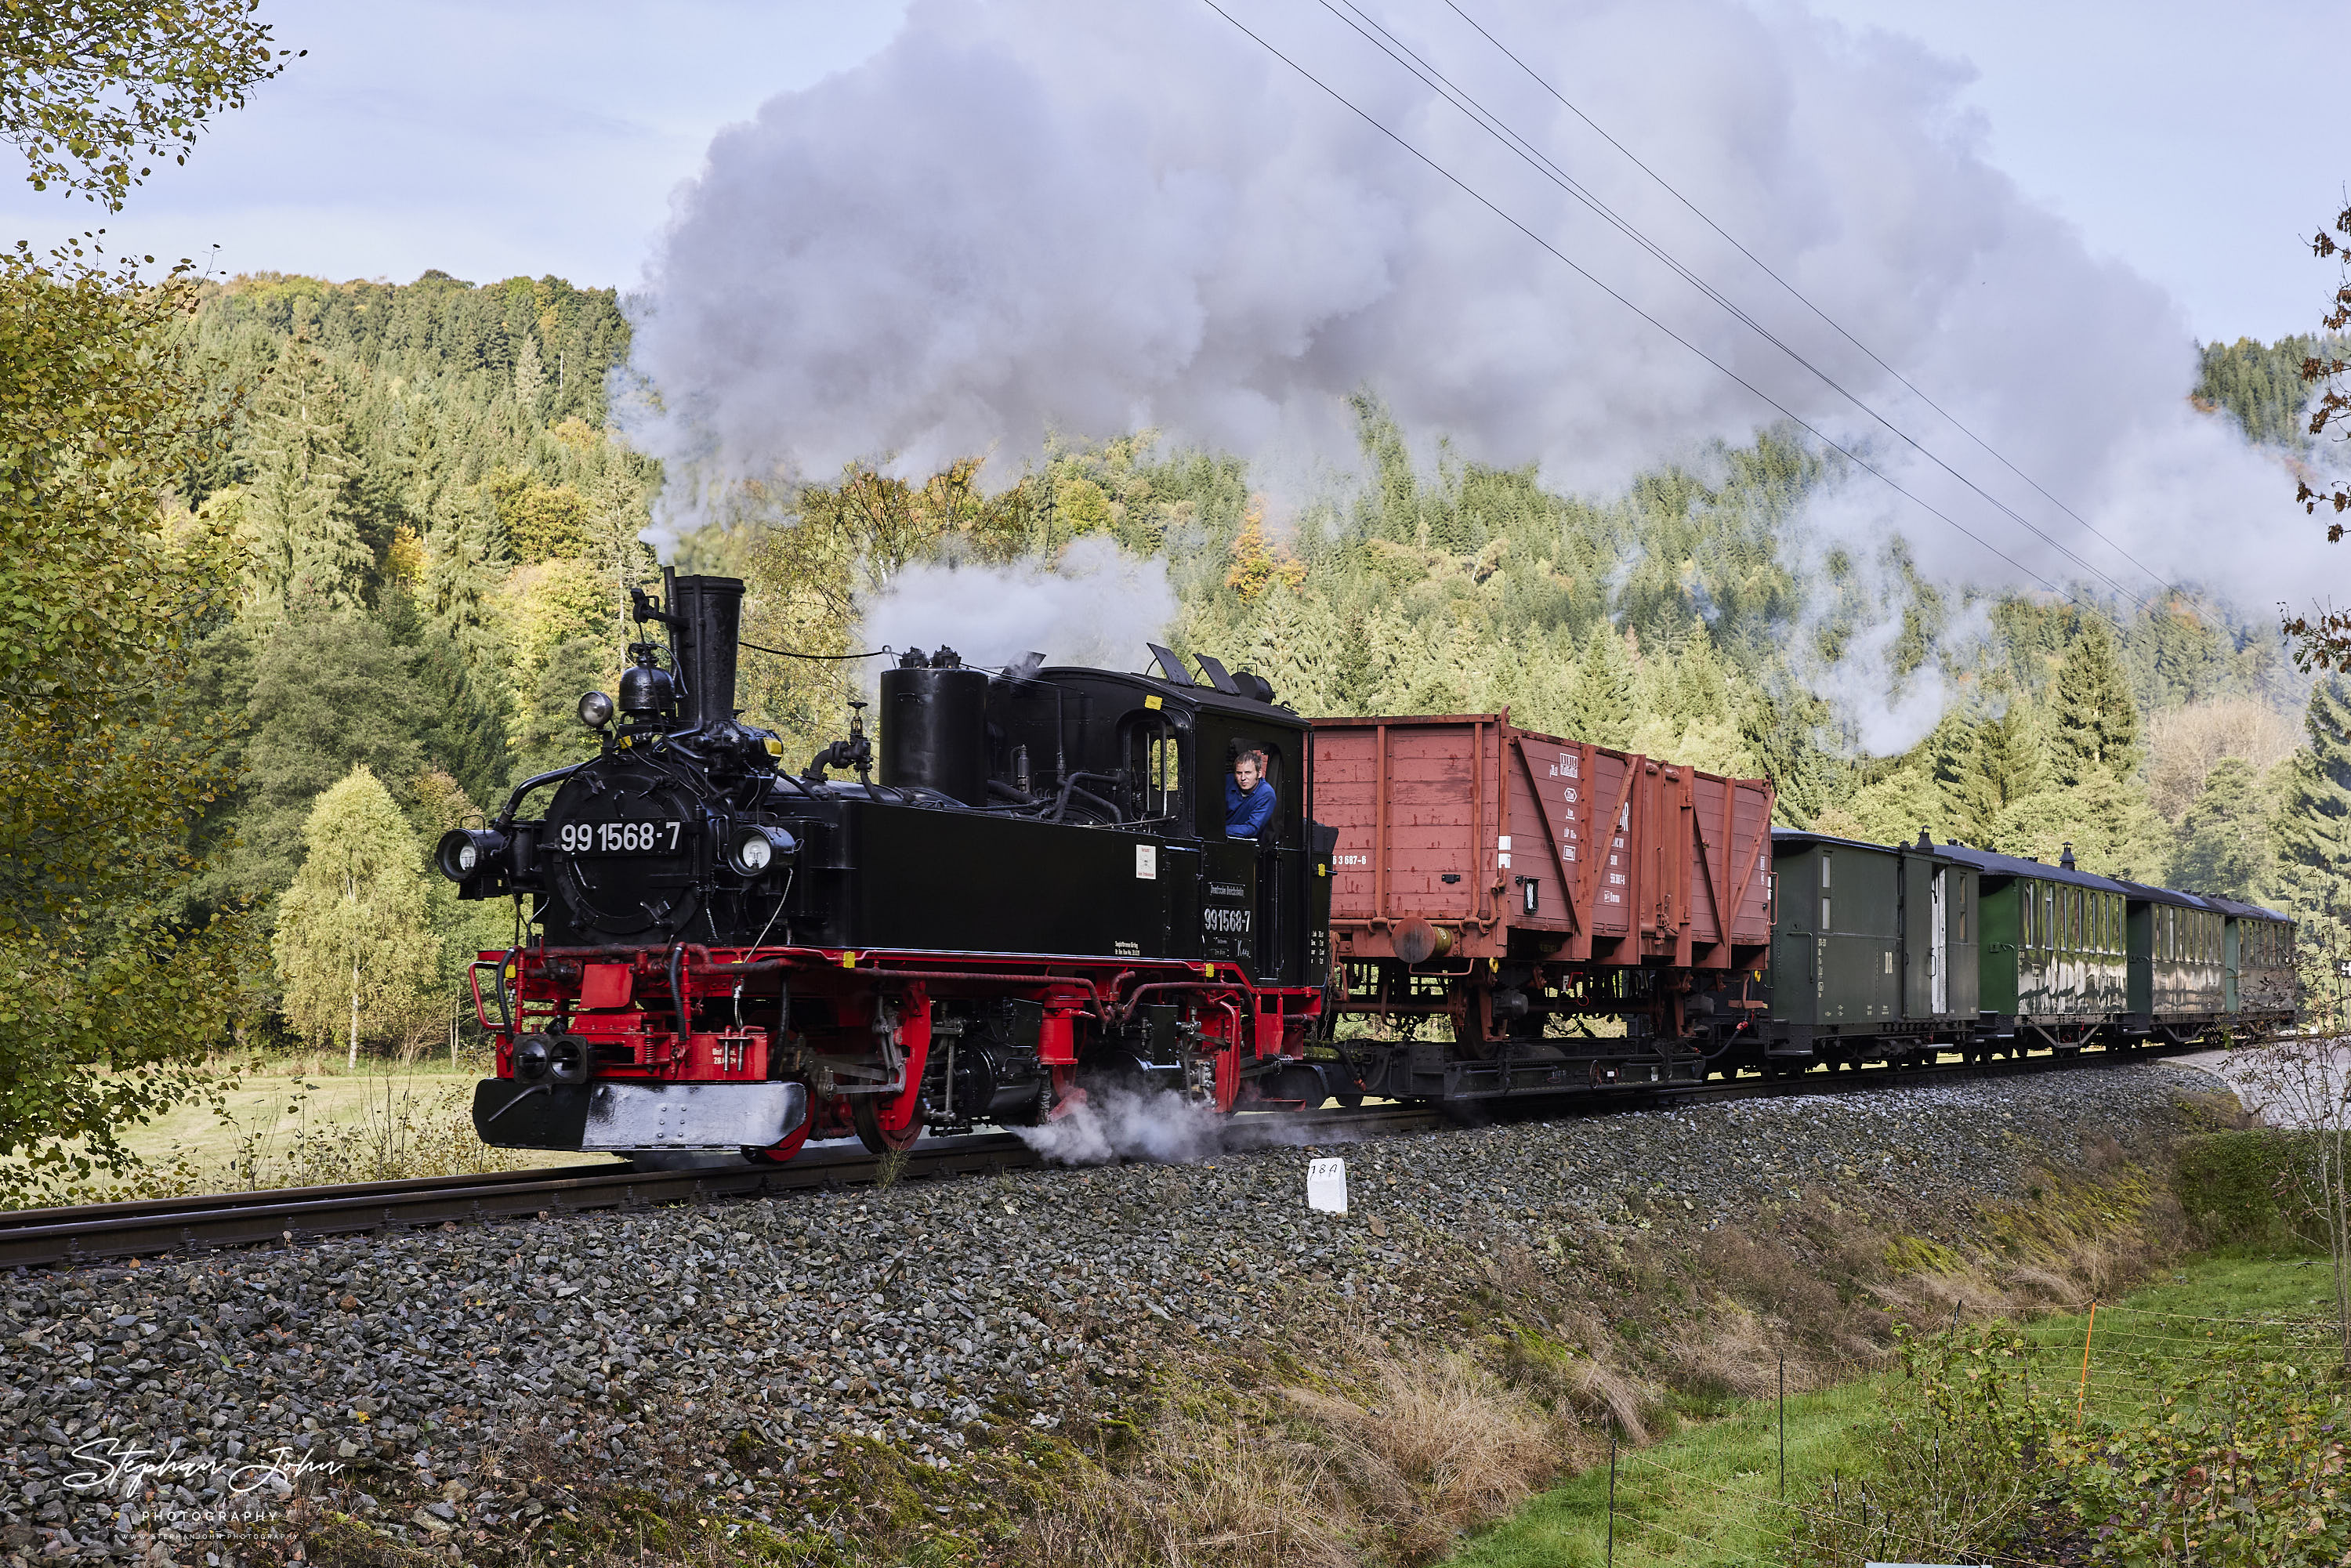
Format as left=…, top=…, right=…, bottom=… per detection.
left=1308, top=715, right=1774, bottom=1076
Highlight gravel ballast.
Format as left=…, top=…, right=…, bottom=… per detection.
left=0, top=1059, right=2222, bottom=1562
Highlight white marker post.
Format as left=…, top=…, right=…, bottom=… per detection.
left=1306, top=1157, right=1348, bottom=1216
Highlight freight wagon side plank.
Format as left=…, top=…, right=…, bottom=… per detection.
left=1507, top=733, right=1581, bottom=936
left=1579, top=752, right=1636, bottom=937
left=1685, top=773, right=1729, bottom=950
left=1730, top=782, right=1773, bottom=940
left=1386, top=727, right=1481, bottom=922
left=1313, top=728, right=1381, bottom=922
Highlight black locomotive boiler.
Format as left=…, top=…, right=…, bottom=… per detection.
left=443, top=574, right=1335, bottom=1161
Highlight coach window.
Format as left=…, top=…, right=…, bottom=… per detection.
left=1956, top=879, right=1969, bottom=943
left=1819, top=851, right=1831, bottom=932
left=2022, top=882, right=2035, bottom=950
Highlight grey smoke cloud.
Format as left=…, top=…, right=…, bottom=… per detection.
left=622, top=0, right=2323, bottom=617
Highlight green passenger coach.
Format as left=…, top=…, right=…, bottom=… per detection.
left=1936, top=845, right=2132, bottom=1049
left=1695, top=831, right=2296, bottom=1074
left=2197, top=893, right=2296, bottom=1031
left=1744, top=830, right=1980, bottom=1070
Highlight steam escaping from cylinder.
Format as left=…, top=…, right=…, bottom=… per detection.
left=855, top=536, right=1176, bottom=674
left=1010, top=1087, right=1226, bottom=1167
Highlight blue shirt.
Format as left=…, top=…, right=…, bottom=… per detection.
left=1226, top=776, right=1277, bottom=838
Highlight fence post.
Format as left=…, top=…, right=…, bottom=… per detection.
left=2075, top=1302, right=2099, bottom=1429
left=1777, top=1356, right=1785, bottom=1502
left=1607, top=1418, right=1617, bottom=1568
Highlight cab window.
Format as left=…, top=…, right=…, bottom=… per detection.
left=1123, top=712, right=1184, bottom=825
left=1198, top=724, right=1295, bottom=846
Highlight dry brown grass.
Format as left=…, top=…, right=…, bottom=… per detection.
left=1662, top=1302, right=1792, bottom=1400
left=1288, top=1352, right=1562, bottom=1559
left=1034, top=1349, right=1563, bottom=1568
left=1034, top=1414, right=1357, bottom=1568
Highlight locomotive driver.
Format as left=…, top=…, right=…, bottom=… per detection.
left=1226, top=748, right=1277, bottom=838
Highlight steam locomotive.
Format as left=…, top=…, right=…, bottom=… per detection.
left=444, top=573, right=2295, bottom=1165
left=445, top=573, right=1336, bottom=1161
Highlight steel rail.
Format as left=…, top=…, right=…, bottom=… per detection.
left=0, top=1042, right=2222, bottom=1271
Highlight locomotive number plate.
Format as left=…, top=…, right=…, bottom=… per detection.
left=556, top=820, right=683, bottom=854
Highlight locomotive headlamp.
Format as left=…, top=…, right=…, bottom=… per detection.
left=435, top=827, right=507, bottom=883
left=578, top=690, right=614, bottom=730
left=728, top=824, right=799, bottom=877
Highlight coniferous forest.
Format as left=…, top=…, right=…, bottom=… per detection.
left=108, top=271, right=2351, bottom=1079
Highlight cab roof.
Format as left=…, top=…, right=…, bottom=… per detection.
left=1031, top=660, right=1303, bottom=724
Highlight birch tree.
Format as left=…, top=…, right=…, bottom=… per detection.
left=272, top=766, right=440, bottom=1067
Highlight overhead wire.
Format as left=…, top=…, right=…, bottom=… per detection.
left=1444, top=0, right=2183, bottom=604
left=1194, top=0, right=2081, bottom=604
left=1317, top=0, right=2154, bottom=612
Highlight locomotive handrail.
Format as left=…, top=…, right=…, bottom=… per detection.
left=471, top=950, right=516, bottom=1032
left=494, top=762, right=587, bottom=827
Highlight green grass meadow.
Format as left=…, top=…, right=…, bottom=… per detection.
left=1446, top=1251, right=2344, bottom=1568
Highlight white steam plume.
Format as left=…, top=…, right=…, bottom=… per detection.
left=624, top=0, right=2322, bottom=630
left=1011, top=1087, right=1226, bottom=1166
left=855, top=536, right=1177, bottom=671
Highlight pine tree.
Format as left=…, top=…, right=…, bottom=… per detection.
left=234, top=608, right=431, bottom=900
left=237, top=340, right=371, bottom=617
left=1565, top=621, right=1633, bottom=747
left=1342, top=599, right=1414, bottom=714
left=1245, top=581, right=1339, bottom=716
left=513, top=334, right=545, bottom=425
left=2172, top=757, right=2272, bottom=896
left=273, top=766, right=444, bottom=1067
left=511, top=634, right=610, bottom=785
left=1990, top=771, right=2168, bottom=882
left=2048, top=619, right=2142, bottom=784
left=1974, top=689, right=2047, bottom=809
left=1927, top=713, right=1996, bottom=846
left=2273, top=679, right=2351, bottom=922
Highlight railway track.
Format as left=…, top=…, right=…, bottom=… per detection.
left=0, top=1043, right=2219, bottom=1270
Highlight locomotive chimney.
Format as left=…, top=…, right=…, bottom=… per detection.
left=668, top=574, right=744, bottom=729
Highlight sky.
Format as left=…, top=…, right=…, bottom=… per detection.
left=0, top=0, right=2333, bottom=344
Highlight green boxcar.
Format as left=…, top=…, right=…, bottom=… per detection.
left=1936, top=846, right=2130, bottom=1046
left=1765, top=831, right=1980, bottom=1060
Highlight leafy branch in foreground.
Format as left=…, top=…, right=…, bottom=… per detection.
left=0, top=0, right=299, bottom=210
left=2287, top=201, right=2351, bottom=671
left=0, top=240, right=251, bottom=1173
